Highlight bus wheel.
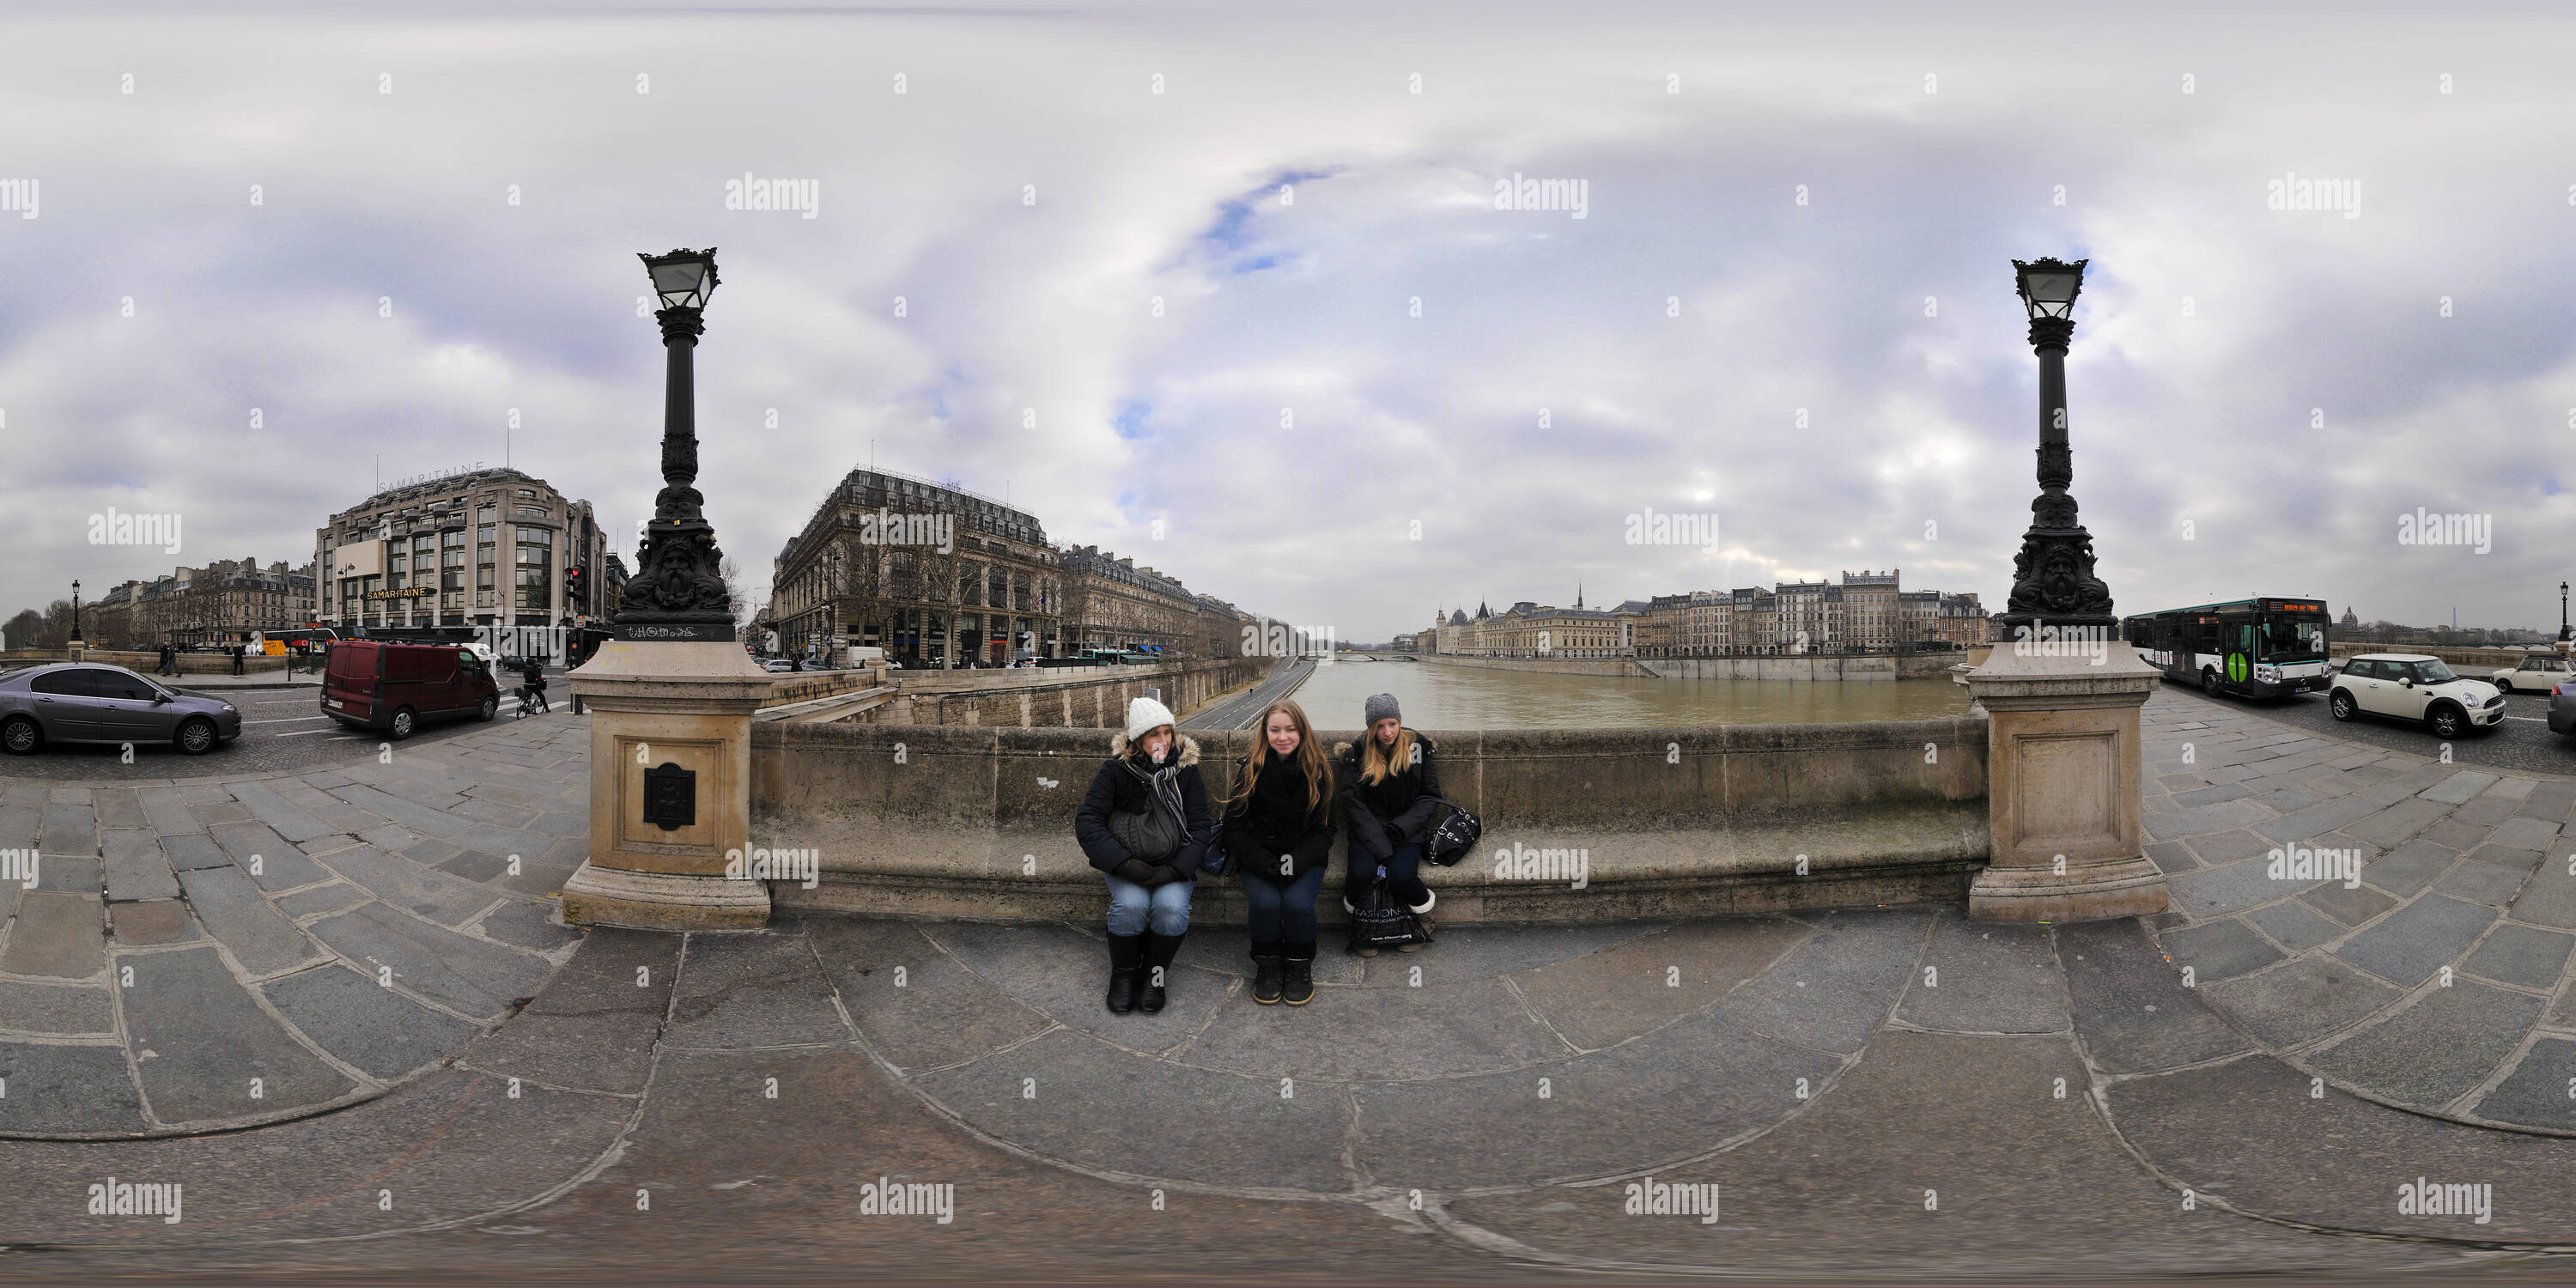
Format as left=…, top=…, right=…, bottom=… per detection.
left=2201, top=669, right=2222, bottom=697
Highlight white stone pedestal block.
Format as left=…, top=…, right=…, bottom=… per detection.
left=563, top=640, right=775, bottom=931
left=1965, top=641, right=2171, bottom=923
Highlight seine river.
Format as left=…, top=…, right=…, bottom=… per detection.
left=1284, top=658, right=1974, bottom=728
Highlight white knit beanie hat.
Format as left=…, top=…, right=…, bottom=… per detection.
left=1125, top=696, right=1178, bottom=742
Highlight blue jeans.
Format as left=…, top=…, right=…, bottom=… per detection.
left=1104, top=871, right=1192, bottom=937
left=1242, top=866, right=1324, bottom=944
left=1352, top=841, right=1430, bottom=908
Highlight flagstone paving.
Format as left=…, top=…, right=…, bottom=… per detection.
left=0, top=716, right=592, bottom=1138
left=8, top=691, right=2576, bottom=1278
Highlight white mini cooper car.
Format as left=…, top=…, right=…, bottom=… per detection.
left=2330, top=653, right=2504, bottom=739
left=2489, top=653, right=2573, bottom=694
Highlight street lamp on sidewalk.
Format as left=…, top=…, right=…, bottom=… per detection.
left=1990, top=257, right=2117, bottom=644
left=615, top=247, right=736, bottom=642
left=2560, top=581, right=2569, bottom=643
left=70, top=580, right=82, bottom=643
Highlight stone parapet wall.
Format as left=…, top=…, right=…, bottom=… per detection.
left=747, top=716, right=1990, bottom=923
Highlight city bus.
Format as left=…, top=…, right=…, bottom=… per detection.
left=2123, top=598, right=2332, bottom=699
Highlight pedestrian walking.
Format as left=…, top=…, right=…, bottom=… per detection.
left=1217, top=699, right=1335, bottom=1005
left=1339, top=693, right=1442, bottom=956
left=232, top=640, right=246, bottom=676
left=1072, top=696, right=1210, bottom=1015
left=158, top=643, right=174, bottom=677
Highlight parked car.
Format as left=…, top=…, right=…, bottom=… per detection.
left=760, top=658, right=798, bottom=673
left=2491, top=654, right=2574, bottom=693
left=2330, top=653, right=2505, bottom=738
left=321, top=641, right=500, bottom=738
left=0, top=662, right=242, bottom=756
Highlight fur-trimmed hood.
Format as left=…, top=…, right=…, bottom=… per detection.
left=1109, top=730, right=1200, bottom=768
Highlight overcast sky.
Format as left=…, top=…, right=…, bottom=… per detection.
left=4, top=1, right=2572, bottom=643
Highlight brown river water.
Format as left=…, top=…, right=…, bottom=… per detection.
left=1284, top=658, right=1973, bottom=729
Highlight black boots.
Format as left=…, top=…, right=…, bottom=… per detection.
left=1104, top=932, right=1144, bottom=1013
left=1281, top=941, right=1315, bottom=1005
left=1250, top=941, right=1285, bottom=1004
left=1139, top=931, right=1185, bottom=1014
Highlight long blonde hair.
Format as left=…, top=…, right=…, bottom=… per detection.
left=1237, top=699, right=1332, bottom=818
left=1359, top=720, right=1416, bottom=787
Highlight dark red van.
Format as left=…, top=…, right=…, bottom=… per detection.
left=321, top=641, right=500, bottom=738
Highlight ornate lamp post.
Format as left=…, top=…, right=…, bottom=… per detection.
left=69, top=580, right=82, bottom=645
left=2559, top=580, right=2568, bottom=643
left=1990, top=258, right=2117, bottom=643
left=615, top=248, right=737, bottom=643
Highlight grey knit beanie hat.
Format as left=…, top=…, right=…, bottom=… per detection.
left=1364, top=692, right=1401, bottom=727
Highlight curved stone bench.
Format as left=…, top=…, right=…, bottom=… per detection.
left=750, top=719, right=1991, bottom=922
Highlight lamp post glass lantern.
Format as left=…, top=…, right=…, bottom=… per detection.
left=1991, top=256, right=2117, bottom=644
left=615, top=247, right=738, bottom=642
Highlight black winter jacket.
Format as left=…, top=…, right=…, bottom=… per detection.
left=1338, top=731, right=1441, bottom=862
left=1218, top=753, right=1336, bottom=883
left=1073, top=731, right=1212, bottom=878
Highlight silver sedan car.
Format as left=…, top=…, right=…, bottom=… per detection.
left=0, top=662, right=243, bottom=756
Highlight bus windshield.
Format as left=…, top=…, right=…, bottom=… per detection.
left=2259, top=615, right=2327, bottom=661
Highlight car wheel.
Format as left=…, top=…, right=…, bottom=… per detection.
left=478, top=695, right=499, bottom=721
left=2428, top=704, right=2468, bottom=740
left=176, top=717, right=218, bottom=756
left=2330, top=690, right=2357, bottom=721
left=2200, top=669, right=2222, bottom=697
left=389, top=707, right=417, bottom=739
left=1, top=715, right=40, bottom=756
left=2496, top=677, right=2514, bottom=694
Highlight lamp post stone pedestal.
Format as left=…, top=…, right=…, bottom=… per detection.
left=562, top=641, right=772, bottom=931
left=1964, top=644, right=2168, bottom=922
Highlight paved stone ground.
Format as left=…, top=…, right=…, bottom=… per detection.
left=10, top=690, right=2576, bottom=1281
left=0, top=716, right=591, bottom=1137
left=2139, top=690, right=2576, bottom=1131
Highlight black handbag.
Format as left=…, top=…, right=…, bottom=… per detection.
left=1109, top=805, right=1183, bottom=865
left=1420, top=799, right=1483, bottom=867
left=1346, top=867, right=1430, bottom=952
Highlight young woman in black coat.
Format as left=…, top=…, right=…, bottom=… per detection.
left=1217, top=699, right=1335, bottom=1005
left=1072, top=696, right=1212, bottom=1015
left=1340, top=691, right=1441, bottom=955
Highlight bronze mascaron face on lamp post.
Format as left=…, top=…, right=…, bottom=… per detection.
left=1990, top=257, right=2118, bottom=644
left=615, top=247, right=737, bottom=643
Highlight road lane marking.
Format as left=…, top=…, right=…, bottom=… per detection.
left=246, top=715, right=333, bottom=725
